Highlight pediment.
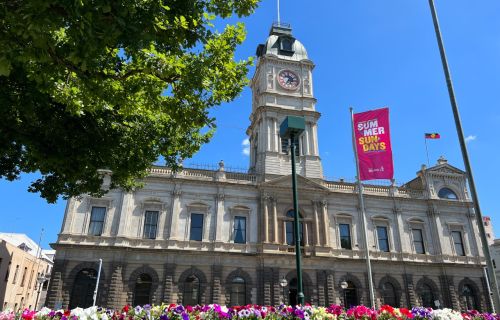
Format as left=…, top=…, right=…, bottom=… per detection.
left=260, top=174, right=330, bottom=192
left=427, top=163, right=465, bottom=175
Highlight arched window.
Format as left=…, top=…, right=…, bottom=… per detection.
left=285, top=210, right=304, bottom=246
left=419, top=284, right=436, bottom=308
left=230, top=277, right=246, bottom=306
left=461, top=284, right=478, bottom=311
left=183, top=275, right=200, bottom=306
left=382, top=282, right=398, bottom=307
left=133, top=274, right=153, bottom=306
left=69, top=268, right=97, bottom=309
left=343, top=281, right=358, bottom=308
left=438, top=188, right=458, bottom=200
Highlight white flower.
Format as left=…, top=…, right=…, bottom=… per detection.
left=431, top=308, right=462, bottom=320
left=83, top=306, right=99, bottom=320
left=71, top=307, right=85, bottom=319
left=101, top=313, right=109, bottom=320
left=36, top=307, right=52, bottom=317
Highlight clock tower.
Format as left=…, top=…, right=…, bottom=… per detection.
left=247, top=23, right=323, bottom=180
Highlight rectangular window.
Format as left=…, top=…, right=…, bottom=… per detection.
left=233, top=216, right=247, bottom=244
left=412, top=229, right=426, bottom=254
left=4, top=262, right=11, bottom=282
left=143, top=210, right=159, bottom=239
left=377, top=226, right=390, bottom=252
left=88, top=206, right=106, bottom=236
left=452, top=230, right=465, bottom=256
left=339, top=224, right=352, bottom=250
left=12, top=265, right=19, bottom=284
left=28, top=269, right=34, bottom=289
left=20, top=267, right=27, bottom=287
left=190, top=213, right=204, bottom=241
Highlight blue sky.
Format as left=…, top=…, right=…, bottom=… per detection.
left=1, top=0, right=499, bottom=249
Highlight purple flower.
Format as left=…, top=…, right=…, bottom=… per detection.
left=48, top=311, right=56, bottom=317
left=160, top=315, right=169, bottom=320
left=181, top=312, right=189, bottom=320
left=174, top=305, right=185, bottom=314
left=294, top=309, right=305, bottom=319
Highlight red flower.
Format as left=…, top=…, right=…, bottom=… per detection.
left=122, top=305, right=130, bottom=313
left=64, top=310, right=71, bottom=317
left=400, top=308, right=413, bottom=319
left=381, top=305, right=395, bottom=315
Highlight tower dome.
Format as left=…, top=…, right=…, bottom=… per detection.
left=256, top=23, right=308, bottom=61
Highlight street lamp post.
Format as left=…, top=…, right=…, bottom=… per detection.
left=34, top=273, right=48, bottom=309
left=280, top=116, right=305, bottom=306
left=427, top=0, right=500, bottom=312
left=340, top=280, right=348, bottom=308
left=280, top=277, right=288, bottom=305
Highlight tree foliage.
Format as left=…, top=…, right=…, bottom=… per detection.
left=0, top=0, right=259, bottom=202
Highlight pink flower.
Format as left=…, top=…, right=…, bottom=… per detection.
left=21, top=310, right=36, bottom=320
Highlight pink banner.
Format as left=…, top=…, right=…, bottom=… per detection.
left=353, top=107, right=394, bottom=181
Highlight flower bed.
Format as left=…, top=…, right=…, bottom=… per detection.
left=0, top=304, right=497, bottom=320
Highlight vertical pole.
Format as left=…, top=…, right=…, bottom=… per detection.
left=428, top=0, right=499, bottom=312
left=484, top=267, right=495, bottom=311
left=277, top=0, right=280, bottom=25
left=350, top=107, right=375, bottom=308
left=424, top=136, right=430, bottom=166
left=290, top=134, right=304, bottom=305
left=34, top=228, right=44, bottom=309
left=93, top=259, right=103, bottom=307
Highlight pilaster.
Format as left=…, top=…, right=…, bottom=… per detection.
left=162, top=263, right=177, bottom=303
left=169, top=188, right=182, bottom=240
left=211, top=265, right=223, bottom=304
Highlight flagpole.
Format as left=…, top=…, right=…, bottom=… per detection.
left=428, top=0, right=499, bottom=312
left=350, top=107, right=375, bottom=308
left=424, top=136, right=430, bottom=166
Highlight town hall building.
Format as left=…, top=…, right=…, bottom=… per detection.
left=46, top=23, right=490, bottom=311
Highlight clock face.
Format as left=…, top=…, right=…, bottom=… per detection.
left=277, top=70, right=300, bottom=90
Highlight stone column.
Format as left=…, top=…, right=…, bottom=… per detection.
left=169, top=189, right=182, bottom=240
left=272, top=198, right=278, bottom=243
left=212, top=265, right=223, bottom=304
left=61, top=198, right=75, bottom=234
left=317, top=270, right=326, bottom=306
left=107, top=264, right=125, bottom=309
left=263, top=195, right=269, bottom=243
left=321, top=200, right=330, bottom=247
left=45, top=260, right=67, bottom=309
left=117, top=192, right=133, bottom=237
left=215, top=193, right=225, bottom=242
left=163, top=263, right=176, bottom=303
left=272, top=268, right=281, bottom=306
left=393, top=206, right=405, bottom=253
left=156, top=207, right=167, bottom=240
left=313, top=201, right=321, bottom=246
left=260, top=267, right=273, bottom=306
left=466, top=207, right=480, bottom=257
left=403, top=274, right=416, bottom=307
left=326, top=271, right=335, bottom=305
left=427, top=204, right=443, bottom=256
left=304, top=123, right=311, bottom=155
left=439, top=275, right=459, bottom=309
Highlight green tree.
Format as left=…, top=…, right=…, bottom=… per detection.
left=0, top=0, right=259, bottom=202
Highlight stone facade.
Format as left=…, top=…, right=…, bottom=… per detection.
left=47, top=23, right=489, bottom=311
left=0, top=234, right=53, bottom=311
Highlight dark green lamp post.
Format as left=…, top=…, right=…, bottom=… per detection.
left=280, top=115, right=305, bottom=305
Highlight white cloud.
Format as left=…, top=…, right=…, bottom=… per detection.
left=242, top=138, right=250, bottom=156
left=465, top=135, right=477, bottom=143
